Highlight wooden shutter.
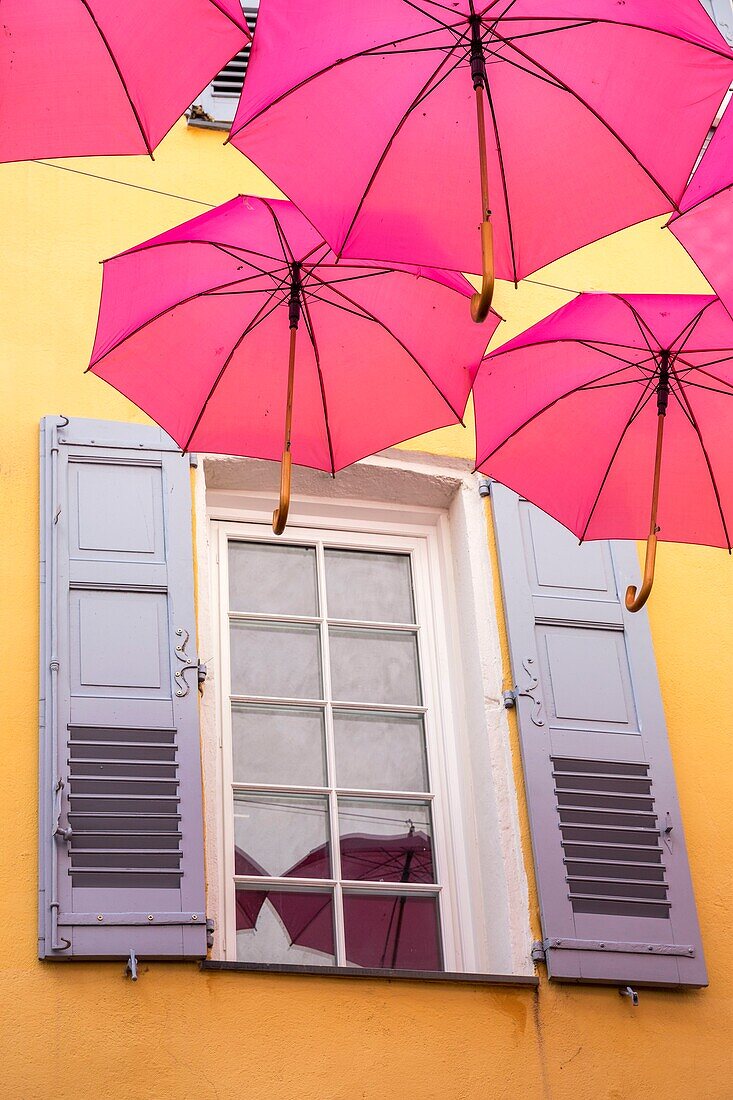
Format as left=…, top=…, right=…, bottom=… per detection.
left=39, top=417, right=207, bottom=960
left=491, top=484, right=706, bottom=987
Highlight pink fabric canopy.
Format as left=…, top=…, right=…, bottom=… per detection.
left=230, top=1, right=733, bottom=281
left=474, top=293, right=733, bottom=549
left=89, top=196, right=497, bottom=472
left=669, top=100, right=733, bottom=320
left=0, top=0, right=249, bottom=161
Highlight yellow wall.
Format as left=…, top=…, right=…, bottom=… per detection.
left=1, top=122, right=731, bottom=1100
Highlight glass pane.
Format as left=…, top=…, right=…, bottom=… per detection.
left=236, top=887, right=335, bottom=965
left=333, top=710, right=428, bottom=792
left=232, top=704, right=326, bottom=787
left=325, top=549, right=415, bottom=623
left=343, top=893, right=442, bottom=971
left=230, top=621, right=322, bottom=700
left=338, top=799, right=435, bottom=883
left=229, top=541, right=317, bottom=616
left=233, top=792, right=330, bottom=879
left=329, top=628, right=421, bottom=705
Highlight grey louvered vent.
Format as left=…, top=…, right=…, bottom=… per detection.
left=212, top=6, right=258, bottom=97
left=553, top=757, right=670, bottom=920
left=68, top=727, right=182, bottom=890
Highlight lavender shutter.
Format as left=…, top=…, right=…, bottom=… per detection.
left=491, top=484, right=706, bottom=988
left=39, top=417, right=207, bottom=960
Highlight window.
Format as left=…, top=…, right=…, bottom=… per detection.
left=215, top=525, right=455, bottom=971
left=188, top=3, right=259, bottom=129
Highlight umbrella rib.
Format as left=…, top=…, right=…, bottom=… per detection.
left=670, top=298, right=718, bottom=357
left=493, top=15, right=733, bottom=62
left=490, top=28, right=679, bottom=210
left=481, top=71, right=520, bottom=286
left=673, top=377, right=733, bottom=399
left=476, top=360, right=645, bottom=468
left=578, top=377, right=659, bottom=543
left=228, top=23, right=462, bottom=139
left=669, top=369, right=732, bottom=551
left=670, top=181, right=733, bottom=220
left=76, top=0, right=154, bottom=158
left=306, top=271, right=467, bottom=424
left=257, top=197, right=297, bottom=267
left=206, top=0, right=251, bottom=34
left=613, top=296, right=660, bottom=360
left=182, top=285, right=290, bottom=452
left=336, top=47, right=467, bottom=254
left=111, top=236, right=287, bottom=271
left=88, top=270, right=287, bottom=370
left=298, top=293, right=337, bottom=477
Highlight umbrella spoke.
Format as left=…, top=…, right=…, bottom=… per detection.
left=229, top=23, right=463, bottom=137
left=299, top=292, right=337, bottom=476
left=183, top=286, right=290, bottom=451
left=337, top=46, right=466, bottom=254
left=670, top=298, right=718, bottom=358
left=669, top=369, right=732, bottom=550
left=489, top=28, right=679, bottom=209
left=578, top=376, right=658, bottom=542
left=307, top=271, right=466, bottom=424
left=478, top=360, right=652, bottom=467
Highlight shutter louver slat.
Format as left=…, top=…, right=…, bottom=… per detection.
left=39, top=417, right=207, bottom=960
left=491, top=485, right=707, bottom=987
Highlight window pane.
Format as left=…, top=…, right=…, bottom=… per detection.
left=229, top=541, right=317, bottom=616
left=233, top=792, right=330, bottom=879
left=236, top=887, right=335, bottom=965
left=329, top=628, right=421, bottom=705
left=338, top=798, right=435, bottom=883
left=325, top=549, right=415, bottom=623
left=333, top=710, right=428, bottom=792
left=232, top=704, right=326, bottom=787
left=343, top=893, right=442, bottom=971
left=230, top=621, right=322, bottom=699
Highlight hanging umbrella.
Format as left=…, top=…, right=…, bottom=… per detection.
left=0, top=1, right=249, bottom=162
left=235, top=828, right=439, bottom=969
left=669, top=100, right=733, bottom=320
left=228, top=0, right=733, bottom=323
left=88, top=195, right=497, bottom=532
left=473, top=293, right=733, bottom=610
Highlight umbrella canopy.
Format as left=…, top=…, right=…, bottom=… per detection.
left=474, top=293, right=733, bottom=609
left=0, top=0, right=249, bottom=161
left=89, top=195, right=497, bottom=531
left=669, top=100, right=733, bottom=320
left=229, top=0, right=733, bottom=322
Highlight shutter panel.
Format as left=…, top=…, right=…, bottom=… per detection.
left=39, top=417, right=207, bottom=960
left=491, top=484, right=706, bottom=987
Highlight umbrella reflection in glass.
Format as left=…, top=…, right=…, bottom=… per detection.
left=235, top=824, right=442, bottom=971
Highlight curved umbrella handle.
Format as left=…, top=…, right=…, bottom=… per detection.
left=471, top=219, right=495, bottom=323
left=625, top=397, right=666, bottom=613
left=625, top=529, right=657, bottom=613
left=272, top=325, right=298, bottom=535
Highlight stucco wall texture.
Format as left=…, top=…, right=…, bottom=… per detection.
left=1, top=123, right=731, bottom=1100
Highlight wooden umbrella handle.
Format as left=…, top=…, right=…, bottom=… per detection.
left=272, top=324, right=297, bottom=535
left=470, top=82, right=495, bottom=324
left=625, top=372, right=668, bottom=613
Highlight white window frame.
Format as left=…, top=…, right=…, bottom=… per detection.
left=196, top=450, right=534, bottom=977
left=214, top=520, right=465, bottom=968
left=188, top=2, right=259, bottom=129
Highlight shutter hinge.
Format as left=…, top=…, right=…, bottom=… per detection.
left=619, top=986, right=639, bottom=1007
left=206, top=918, right=215, bottom=949
left=503, top=657, right=544, bottom=726
left=531, top=940, right=546, bottom=963
left=477, top=476, right=492, bottom=498
left=174, top=628, right=207, bottom=697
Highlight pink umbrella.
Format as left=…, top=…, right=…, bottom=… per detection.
left=474, top=293, right=733, bottom=610
left=88, top=195, right=497, bottom=531
left=669, top=100, right=733, bottom=320
left=229, top=1, right=733, bottom=323
left=0, top=1, right=249, bottom=162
